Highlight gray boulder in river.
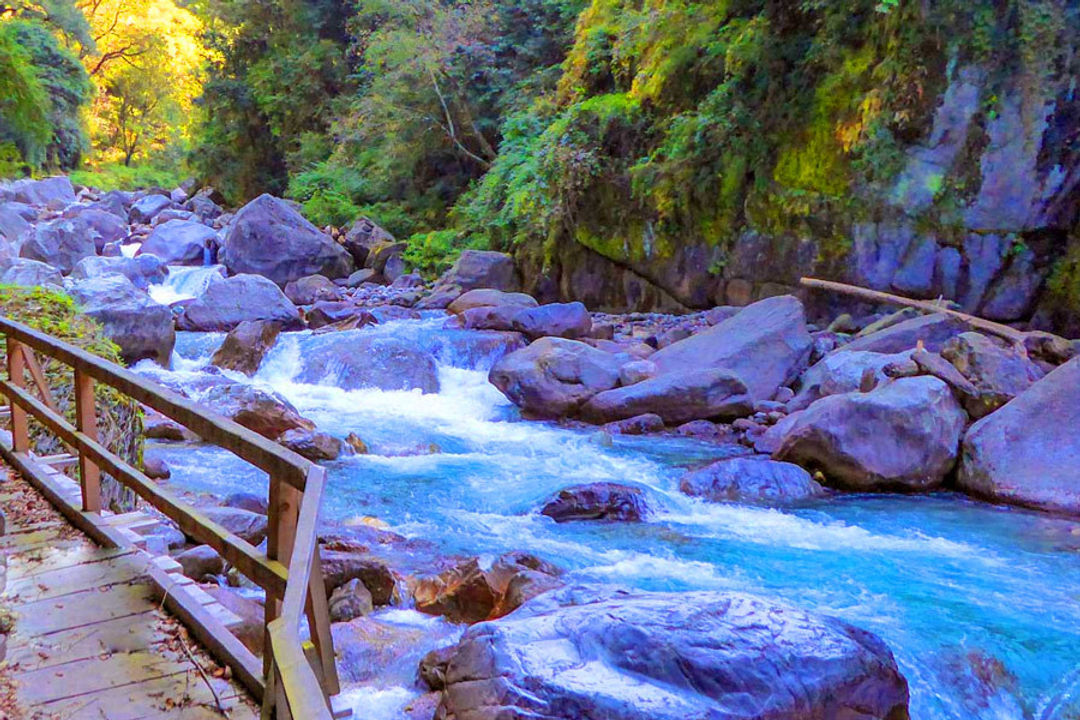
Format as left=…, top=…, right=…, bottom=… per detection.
left=19, top=216, right=97, bottom=273
left=489, top=337, right=625, bottom=418
left=649, top=295, right=812, bottom=401
left=679, top=456, right=825, bottom=505
left=789, top=350, right=912, bottom=411
left=434, top=584, right=910, bottom=720
left=1, top=176, right=75, bottom=209
left=177, top=273, right=300, bottom=332
left=69, top=274, right=175, bottom=365
left=139, top=219, right=217, bottom=265
left=70, top=255, right=167, bottom=290
left=776, top=376, right=967, bottom=491
left=837, top=313, right=970, bottom=354
left=222, top=194, right=353, bottom=285
left=581, top=368, right=752, bottom=425
left=296, top=331, right=440, bottom=393
left=958, top=357, right=1080, bottom=515
left=0, top=259, right=63, bottom=289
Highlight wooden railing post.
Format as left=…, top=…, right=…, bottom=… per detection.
left=305, top=545, right=340, bottom=695
left=265, top=472, right=301, bottom=654
left=6, top=338, right=29, bottom=453
left=74, top=369, right=102, bottom=513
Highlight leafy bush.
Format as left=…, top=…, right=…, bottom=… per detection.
left=404, top=229, right=487, bottom=278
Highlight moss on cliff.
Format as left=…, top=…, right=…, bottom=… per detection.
left=0, top=285, right=143, bottom=510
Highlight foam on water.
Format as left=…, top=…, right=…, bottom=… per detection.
left=141, top=320, right=1080, bottom=720
left=147, top=264, right=226, bottom=306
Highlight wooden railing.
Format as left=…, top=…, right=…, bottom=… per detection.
left=0, top=316, right=342, bottom=719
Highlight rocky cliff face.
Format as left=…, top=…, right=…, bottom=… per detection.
left=510, top=1, right=1080, bottom=334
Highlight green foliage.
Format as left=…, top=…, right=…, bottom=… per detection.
left=0, top=22, right=50, bottom=166
left=403, top=228, right=487, bottom=278
left=0, top=285, right=142, bottom=510
left=69, top=161, right=185, bottom=191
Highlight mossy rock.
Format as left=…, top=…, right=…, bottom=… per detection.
left=0, top=285, right=143, bottom=510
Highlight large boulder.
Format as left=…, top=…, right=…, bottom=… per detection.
left=19, top=216, right=97, bottom=273
left=3, top=176, right=75, bottom=209
left=649, top=296, right=812, bottom=401
left=202, top=507, right=268, bottom=544
left=0, top=259, right=63, bottom=288
left=70, top=255, right=167, bottom=290
left=0, top=203, right=33, bottom=246
left=284, top=274, right=340, bottom=305
left=838, top=313, right=970, bottom=354
left=790, top=350, right=912, bottom=411
left=210, top=320, right=282, bottom=376
left=342, top=216, right=395, bottom=266
left=581, top=368, right=752, bottom=425
left=65, top=207, right=128, bottom=251
left=222, top=194, right=353, bottom=285
left=940, top=332, right=1043, bottom=418
left=128, top=193, right=175, bottom=224
left=680, top=456, right=826, bottom=505
left=139, top=220, right=216, bottom=265
left=199, top=383, right=315, bottom=439
left=439, top=250, right=518, bottom=292
left=540, top=483, right=648, bottom=522
left=957, top=358, right=1080, bottom=515
left=447, top=288, right=537, bottom=315
left=295, top=332, right=440, bottom=393
left=511, top=301, right=592, bottom=340
left=69, top=274, right=176, bottom=365
left=177, top=274, right=300, bottom=332
left=776, top=376, right=968, bottom=491
left=488, top=337, right=625, bottom=418
left=436, top=585, right=910, bottom=720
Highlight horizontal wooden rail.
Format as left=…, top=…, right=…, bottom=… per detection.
left=0, top=315, right=343, bottom=718
left=0, top=317, right=310, bottom=491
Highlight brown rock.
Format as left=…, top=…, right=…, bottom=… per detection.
left=210, top=320, right=282, bottom=376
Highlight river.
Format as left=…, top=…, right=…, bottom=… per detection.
left=135, top=316, right=1080, bottom=720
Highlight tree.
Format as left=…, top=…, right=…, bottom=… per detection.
left=0, top=20, right=51, bottom=167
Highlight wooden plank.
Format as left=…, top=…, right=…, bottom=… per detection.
left=0, top=388, right=288, bottom=596
left=0, top=526, right=73, bottom=552
left=145, top=564, right=265, bottom=702
left=0, top=316, right=312, bottom=491
left=7, top=552, right=149, bottom=602
left=35, top=670, right=248, bottom=720
left=74, top=368, right=102, bottom=512
left=15, top=582, right=155, bottom=637
left=21, top=345, right=59, bottom=412
left=16, top=650, right=210, bottom=705
left=799, top=276, right=1025, bottom=343
left=7, top=543, right=135, bottom=581
left=6, top=337, right=29, bottom=453
left=6, top=611, right=162, bottom=671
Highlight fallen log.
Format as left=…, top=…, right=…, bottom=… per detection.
left=799, top=277, right=1025, bottom=344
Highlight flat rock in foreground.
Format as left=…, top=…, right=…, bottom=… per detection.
left=958, top=357, right=1080, bottom=515
left=436, top=584, right=910, bottom=720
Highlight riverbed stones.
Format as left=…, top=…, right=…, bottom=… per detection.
left=434, top=584, right=910, bottom=720
left=319, top=549, right=397, bottom=605
left=438, top=250, right=518, bottom=293
left=958, top=358, right=1080, bottom=515
left=176, top=273, right=300, bottom=331
left=329, top=578, right=375, bottom=622
left=19, top=216, right=97, bottom=273
left=679, top=456, right=825, bottom=505
left=838, top=313, right=970, bottom=354
left=199, top=383, right=315, bottom=439
left=940, top=332, right=1043, bottom=418
left=279, top=428, right=342, bottom=461
left=68, top=274, right=176, bottom=365
left=128, top=193, right=175, bottom=224
left=297, top=332, right=440, bottom=393
left=581, top=368, right=753, bottom=425
left=210, top=320, right=282, bottom=376
left=447, top=288, right=537, bottom=315
left=0, top=258, right=63, bottom=288
left=540, top=482, right=648, bottom=522
left=511, top=301, right=592, bottom=340
left=3, top=176, right=75, bottom=209
left=70, top=254, right=166, bottom=289
left=488, top=337, right=625, bottom=418
left=176, top=545, right=225, bottom=580
left=222, top=194, right=354, bottom=285
left=649, top=295, right=813, bottom=401
left=201, top=507, right=268, bottom=544
left=139, top=219, right=216, bottom=265
left=789, top=350, right=912, bottom=411
left=284, top=274, right=340, bottom=305
left=66, top=207, right=128, bottom=250
left=776, top=376, right=967, bottom=491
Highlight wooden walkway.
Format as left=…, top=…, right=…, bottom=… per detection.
left=0, top=469, right=259, bottom=720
